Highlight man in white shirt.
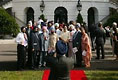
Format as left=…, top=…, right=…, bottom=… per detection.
left=55, top=23, right=61, bottom=36
left=16, top=26, right=28, bottom=70
left=37, top=17, right=43, bottom=26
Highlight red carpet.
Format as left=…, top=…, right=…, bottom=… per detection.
left=42, top=70, right=88, bottom=80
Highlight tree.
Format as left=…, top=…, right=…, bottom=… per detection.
left=0, top=8, right=19, bottom=37
left=76, top=13, right=83, bottom=24
left=104, top=0, right=118, bottom=27
left=110, top=0, right=118, bottom=5
left=104, top=13, right=118, bottom=27
left=40, top=14, right=46, bottom=21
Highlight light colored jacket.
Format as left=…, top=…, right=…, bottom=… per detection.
left=39, top=32, right=49, bottom=51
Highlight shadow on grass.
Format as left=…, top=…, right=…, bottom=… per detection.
left=0, top=61, right=50, bottom=71
left=0, top=59, right=118, bottom=71
left=0, top=61, right=17, bottom=71
left=74, top=59, right=118, bottom=71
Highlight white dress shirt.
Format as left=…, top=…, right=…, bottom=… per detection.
left=16, top=32, right=28, bottom=47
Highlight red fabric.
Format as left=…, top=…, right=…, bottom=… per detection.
left=30, top=26, right=34, bottom=30
left=42, top=70, right=50, bottom=80
left=42, top=70, right=88, bottom=80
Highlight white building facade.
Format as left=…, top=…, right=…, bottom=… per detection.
left=12, top=0, right=117, bottom=27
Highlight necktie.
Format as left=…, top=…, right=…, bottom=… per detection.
left=24, top=33, right=27, bottom=41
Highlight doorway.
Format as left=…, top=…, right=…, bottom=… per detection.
left=26, top=7, right=34, bottom=24
left=88, top=7, right=98, bottom=32
left=54, top=7, right=68, bottom=24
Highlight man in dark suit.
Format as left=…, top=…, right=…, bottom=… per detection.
left=72, top=25, right=82, bottom=67
left=31, top=27, right=40, bottom=69
left=26, top=24, right=33, bottom=69
left=95, top=22, right=106, bottom=59
left=45, top=40, right=74, bottom=80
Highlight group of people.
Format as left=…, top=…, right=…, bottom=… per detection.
left=90, top=22, right=118, bottom=60
left=16, top=17, right=118, bottom=71
left=15, top=18, right=93, bottom=70
left=106, top=22, right=118, bottom=60
left=15, top=17, right=118, bottom=79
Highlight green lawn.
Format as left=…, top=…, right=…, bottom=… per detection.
left=85, top=70, right=118, bottom=80
left=0, top=70, right=118, bottom=80
left=0, top=71, right=43, bottom=80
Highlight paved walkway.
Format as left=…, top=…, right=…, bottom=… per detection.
left=0, top=38, right=118, bottom=71
left=0, top=38, right=16, bottom=44
left=0, top=39, right=17, bottom=71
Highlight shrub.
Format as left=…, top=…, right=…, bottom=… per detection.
left=40, top=14, right=46, bottom=21
left=104, top=13, right=118, bottom=27
left=0, top=8, right=19, bottom=37
left=76, top=13, right=83, bottom=24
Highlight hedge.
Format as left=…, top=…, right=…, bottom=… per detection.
left=0, top=8, right=19, bottom=37
left=76, top=13, right=83, bottom=24
left=104, top=13, right=118, bottom=27
left=40, top=14, right=46, bottom=21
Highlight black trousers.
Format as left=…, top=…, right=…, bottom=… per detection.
left=27, top=46, right=32, bottom=67
left=96, top=44, right=105, bottom=59
left=37, top=51, right=41, bottom=66
left=76, top=48, right=82, bottom=67
left=17, top=44, right=26, bottom=70
left=32, top=50, right=39, bottom=68
left=90, top=36, right=95, bottom=50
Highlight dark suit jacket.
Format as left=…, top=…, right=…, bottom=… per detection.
left=95, top=27, right=106, bottom=45
left=31, top=32, right=40, bottom=50
left=26, top=28, right=32, bottom=48
left=45, top=55, right=74, bottom=80
left=72, top=31, right=82, bottom=48
left=90, top=24, right=96, bottom=38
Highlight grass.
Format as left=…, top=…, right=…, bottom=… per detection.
left=0, top=71, right=43, bottom=80
left=85, top=70, right=118, bottom=80
left=0, top=70, right=118, bottom=80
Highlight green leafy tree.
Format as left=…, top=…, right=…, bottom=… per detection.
left=76, top=13, right=83, bottom=24
left=40, top=14, right=46, bottom=21
left=110, top=0, right=118, bottom=5
left=0, top=8, right=19, bottom=37
left=104, top=13, right=118, bottom=27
